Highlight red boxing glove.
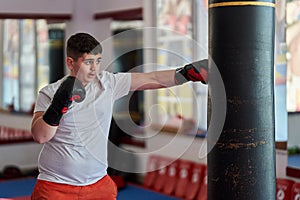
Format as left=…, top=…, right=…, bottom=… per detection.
left=175, top=59, right=208, bottom=84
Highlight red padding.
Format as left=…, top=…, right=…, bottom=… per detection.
left=185, top=164, right=206, bottom=200
left=276, top=178, right=295, bottom=200
left=196, top=165, right=207, bottom=200
left=162, top=159, right=180, bottom=195
left=291, top=182, right=300, bottom=200
left=143, top=155, right=161, bottom=189
left=153, top=157, right=172, bottom=192
left=174, top=159, right=194, bottom=198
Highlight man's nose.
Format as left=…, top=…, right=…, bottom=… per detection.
left=90, top=62, right=96, bottom=71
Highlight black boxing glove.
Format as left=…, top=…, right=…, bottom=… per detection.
left=43, top=76, right=86, bottom=126
left=175, top=59, right=208, bottom=85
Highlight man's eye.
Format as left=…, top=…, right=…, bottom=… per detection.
left=96, top=59, right=101, bottom=64
left=84, top=61, right=92, bottom=65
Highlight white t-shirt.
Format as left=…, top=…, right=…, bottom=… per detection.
left=34, top=71, right=131, bottom=186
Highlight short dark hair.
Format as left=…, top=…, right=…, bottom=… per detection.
left=67, top=32, right=102, bottom=61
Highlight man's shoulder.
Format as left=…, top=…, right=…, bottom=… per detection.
left=97, top=70, right=115, bottom=77
left=96, top=71, right=117, bottom=82
left=39, top=77, right=65, bottom=94
left=98, top=71, right=130, bottom=81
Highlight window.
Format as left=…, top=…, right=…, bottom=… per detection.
left=1, top=19, right=49, bottom=113
left=156, top=0, right=194, bottom=121
left=286, top=0, right=300, bottom=113
left=154, top=0, right=208, bottom=134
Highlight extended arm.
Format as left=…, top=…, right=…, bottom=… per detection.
left=130, top=59, right=208, bottom=91
left=130, top=70, right=176, bottom=91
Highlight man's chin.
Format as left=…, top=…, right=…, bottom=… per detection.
left=83, top=75, right=95, bottom=84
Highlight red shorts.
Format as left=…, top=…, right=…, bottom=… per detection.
left=31, top=175, right=117, bottom=200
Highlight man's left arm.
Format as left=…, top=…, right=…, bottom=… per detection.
left=130, top=59, right=208, bottom=91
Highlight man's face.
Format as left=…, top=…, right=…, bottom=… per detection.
left=69, top=53, right=102, bottom=85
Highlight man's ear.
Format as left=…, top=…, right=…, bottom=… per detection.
left=66, top=57, right=74, bottom=70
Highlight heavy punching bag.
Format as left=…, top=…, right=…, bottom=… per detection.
left=207, top=1, right=276, bottom=199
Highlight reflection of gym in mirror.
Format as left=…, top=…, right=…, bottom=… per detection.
left=286, top=0, right=300, bottom=175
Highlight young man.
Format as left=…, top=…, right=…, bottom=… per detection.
left=31, top=32, right=207, bottom=199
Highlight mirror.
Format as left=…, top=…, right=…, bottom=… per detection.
left=285, top=0, right=300, bottom=178
left=0, top=20, right=66, bottom=115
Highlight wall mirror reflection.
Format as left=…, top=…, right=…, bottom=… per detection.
left=0, top=19, right=65, bottom=115
left=285, top=0, right=300, bottom=178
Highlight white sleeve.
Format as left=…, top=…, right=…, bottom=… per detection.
left=33, top=89, right=51, bottom=113
left=33, top=81, right=60, bottom=113
left=111, top=73, right=131, bottom=101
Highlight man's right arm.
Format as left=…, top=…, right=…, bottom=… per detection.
left=31, top=76, right=86, bottom=144
left=31, top=111, right=58, bottom=143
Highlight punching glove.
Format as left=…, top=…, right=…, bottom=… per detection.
left=175, top=59, right=208, bottom=85
left=43, top=76, right=86, bottom=126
